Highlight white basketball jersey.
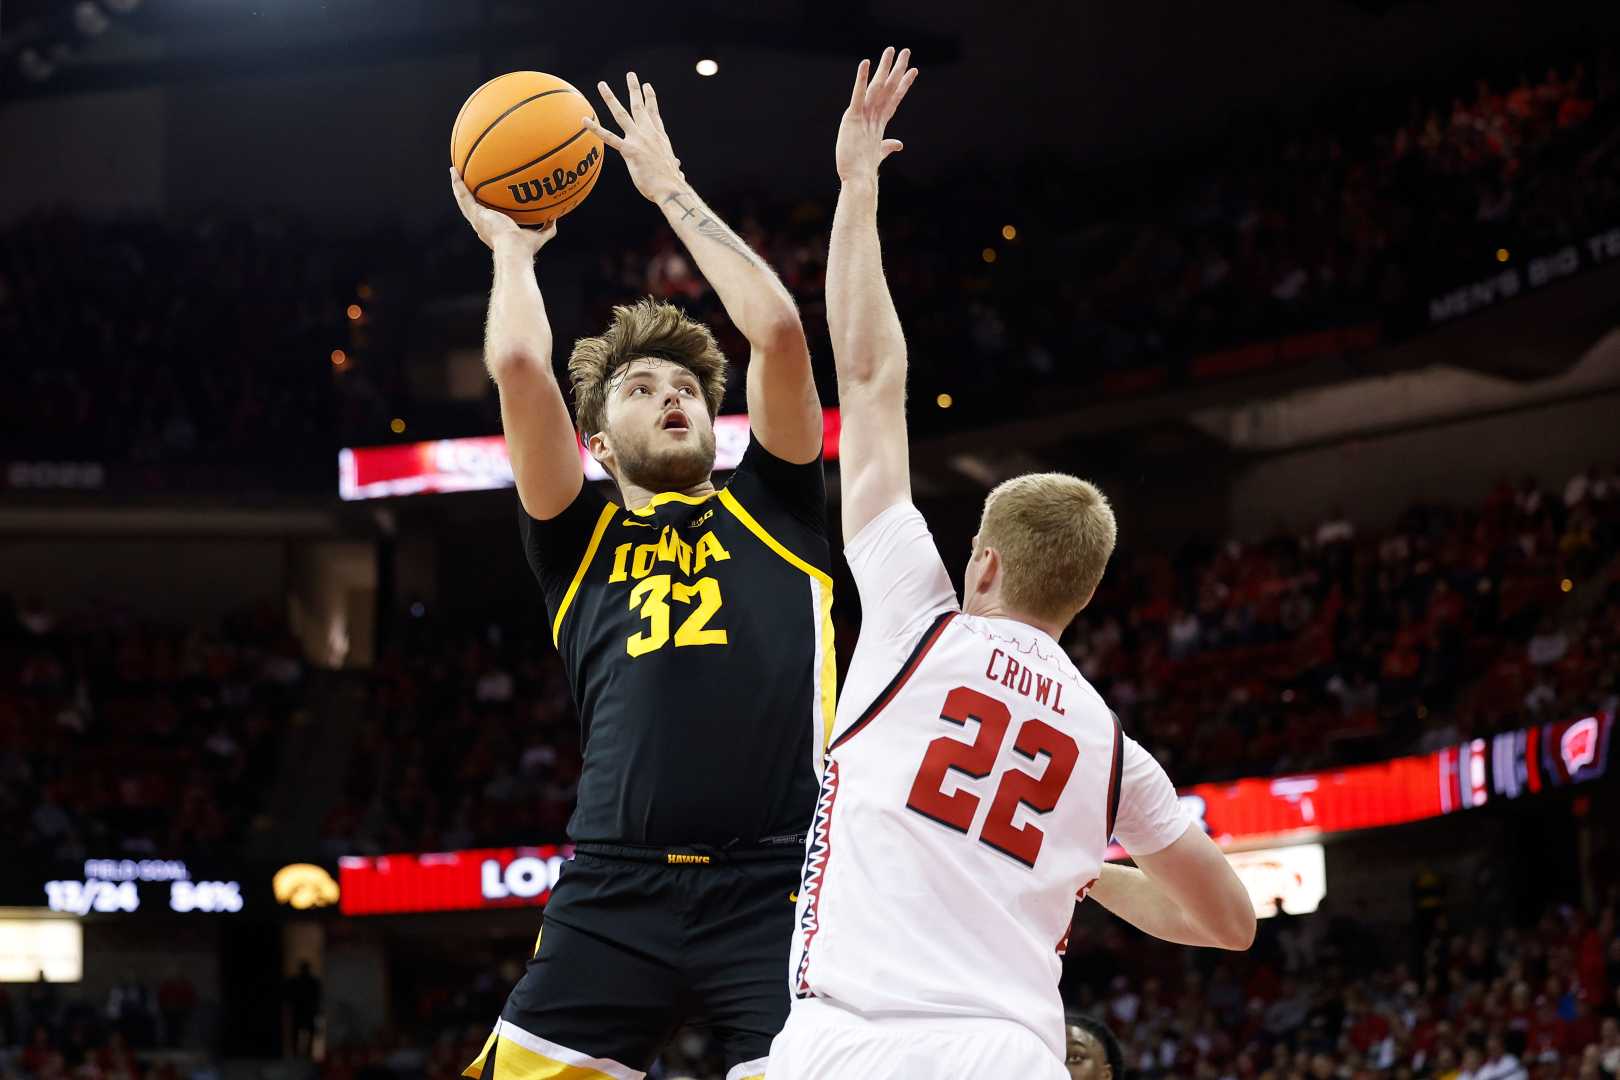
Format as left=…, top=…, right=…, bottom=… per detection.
left=788, top=503, right=1189, bottom=1060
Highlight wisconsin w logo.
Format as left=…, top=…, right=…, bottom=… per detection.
left=508, top=144, right=602, bottom=204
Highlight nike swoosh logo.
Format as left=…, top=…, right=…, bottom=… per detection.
left=621, top=519, right=655, bottom=528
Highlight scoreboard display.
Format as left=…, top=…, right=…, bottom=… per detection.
left=40, top=860, right=246, bottom=916
left=1110, top=711, right=1612, bottom=858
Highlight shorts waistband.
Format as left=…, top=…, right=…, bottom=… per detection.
left=575, top=835, right=805, bottom=864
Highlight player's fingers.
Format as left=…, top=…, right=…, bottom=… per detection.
left=885, top=66, right=919, bottom=117
left=889, top=48, right=912, bottom=88
left=642, top=82, right=667, bottom=136
left=850, top=58, right=870, bottom=111
left=626, top=71, right=645, bottom=120
left=582, top=115, right=625, bottom=151
left=872, top=46, right=896, bottom=90
left=881, top=139, right=904, bottom=158
left=449, top=168, right=479, bottom=217
left=596, top=80, right=635, bottom=132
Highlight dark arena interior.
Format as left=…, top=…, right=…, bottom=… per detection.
left=2, top=2, right=1620, bottom=1079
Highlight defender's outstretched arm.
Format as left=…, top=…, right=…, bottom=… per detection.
left=827, top=47, right=919, bottom=542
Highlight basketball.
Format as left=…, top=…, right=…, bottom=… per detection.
left=450, top=71, right=604, bottom=226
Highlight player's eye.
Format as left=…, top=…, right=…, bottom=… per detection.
left=678, top=385, right=696, bottom=396
left=629, top=385, right=649, bottom=396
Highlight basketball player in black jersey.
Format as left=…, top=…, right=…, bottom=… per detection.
left=449, top=74, right=830, bottom=1080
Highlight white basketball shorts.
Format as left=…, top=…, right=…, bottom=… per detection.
left=767, top=997, right=1067, bottom=1080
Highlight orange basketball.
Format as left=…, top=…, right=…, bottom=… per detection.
left=451, top=71, right=605, bottom=226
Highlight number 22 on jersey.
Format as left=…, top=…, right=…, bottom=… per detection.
left=905, top=685, right=1079, bottom=868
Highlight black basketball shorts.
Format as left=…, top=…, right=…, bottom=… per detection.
left=463, top=842, right=803, bottom=1080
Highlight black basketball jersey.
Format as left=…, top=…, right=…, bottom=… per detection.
left=521, top=435, right=834, bottom=846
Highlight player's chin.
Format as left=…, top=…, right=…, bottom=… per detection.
left=646, top=440, right=714, bottom=488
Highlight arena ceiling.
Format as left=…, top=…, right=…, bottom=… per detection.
left=4, top=0, right=1619, bottom=170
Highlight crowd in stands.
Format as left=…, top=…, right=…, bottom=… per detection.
left=319, top=462, right=1620, bottom=857
left=0, top=214, right=341, bottom=470
left=3, top=52, right=1617, bottom=470
left=1072, top=464, right=1620, bottom=782
left=614, top=52, right=1620, bottom=399
left=290, top=868, right=1620, bottom=1080
left=0, top=596, right=303, bottom=861
left=1051, top=882, right=1620, bottom=1080
left=0, top=970, right=201, bottom=1080
left=1075, top=55, right=1620, bottom=362
left=319, top=616, right=578, bottom=857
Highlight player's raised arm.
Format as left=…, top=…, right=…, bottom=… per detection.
left=450, top=168, right=584, bottom=521
left=585, top=75, right=820, bottom=465
left=827, top=48, right=919, bottom=543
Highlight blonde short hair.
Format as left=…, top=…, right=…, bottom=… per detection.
left=977, top=473, right=1117, bottom=624
left=568, top=297, right=727, bottom=438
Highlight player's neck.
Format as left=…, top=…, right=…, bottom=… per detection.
left=963, top=598, right=1069, bottom=642
left=618, top=476, right=718, bottom=512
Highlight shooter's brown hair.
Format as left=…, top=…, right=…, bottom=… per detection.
left=567, top=297, right=727, bottom=438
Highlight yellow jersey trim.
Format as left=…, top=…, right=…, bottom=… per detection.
left=717, top=489, right=838, bottom=749
left=551, top=503, right=618, bottom=648
left=461, top=1030, right=497, bottom=1079
left=627, top=490, right=718, bottom=516
left=716, top=490, right=832, bottom=586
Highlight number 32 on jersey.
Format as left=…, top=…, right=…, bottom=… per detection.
left=905, top=685, right=1079, bottom=868
left=607, top=527, right=731, bottom=658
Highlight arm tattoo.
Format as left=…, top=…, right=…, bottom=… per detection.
left=664, top=191, right=759, bottom=266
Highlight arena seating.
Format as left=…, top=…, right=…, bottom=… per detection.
left=0, top=598, right=303, bottom=862
left=307, top=893, right=1620, bottom=1079
left=2, top=56, right=1614, bottom=469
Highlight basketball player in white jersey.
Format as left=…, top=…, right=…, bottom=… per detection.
left=767, top=49, right=1258, bottom=1078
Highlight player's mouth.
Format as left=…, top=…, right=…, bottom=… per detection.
left=660, top=409, right=690, bottom=432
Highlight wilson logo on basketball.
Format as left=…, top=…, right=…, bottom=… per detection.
left=509, top=144, right=601, bottom=204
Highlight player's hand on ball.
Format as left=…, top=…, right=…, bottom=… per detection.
left=450, top=167, right=558, bottom=255
left=585, top=73, right=687, bottom=203
left=838, top=46, right=918, bottom=182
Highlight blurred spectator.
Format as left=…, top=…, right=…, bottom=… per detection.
left=0, top=597, right=301, bottom=859
left=156, top=971, right=196, bottom=1049
left=283, top=962, right=322, bottom=1060
left=3, top=51, right=1617, bottom=468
